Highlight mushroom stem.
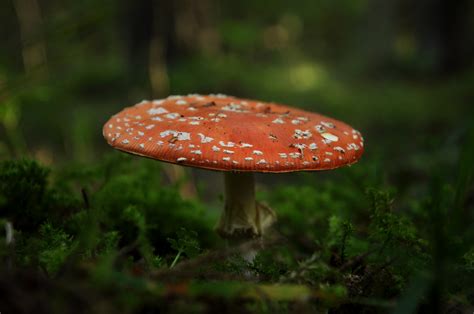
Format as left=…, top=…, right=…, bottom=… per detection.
left=216, top=172, right=276, bottom=239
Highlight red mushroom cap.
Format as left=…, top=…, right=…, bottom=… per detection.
left=103, top=94, right=364, bottom=173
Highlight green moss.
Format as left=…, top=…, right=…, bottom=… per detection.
left=0, top=159, right=51, bottom=230
left=0, top=133, right=472, bottom=312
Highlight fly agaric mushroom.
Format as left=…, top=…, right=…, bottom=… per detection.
left=103, top=94, right=364, bottom=239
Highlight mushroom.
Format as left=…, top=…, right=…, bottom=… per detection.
left=102, top=94, right=364, bottom=241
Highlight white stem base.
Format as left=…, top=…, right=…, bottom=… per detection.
left=216, top=172, right=276, bottom=239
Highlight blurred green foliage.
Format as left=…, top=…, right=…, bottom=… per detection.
left=0, top=133, right=472, bottom=312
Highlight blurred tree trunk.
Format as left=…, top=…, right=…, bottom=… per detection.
left=120, top=0, right=219, bottom=199
left=438, top=0, right=472, bottom=75
left=365, top=0, right=473, bottom=76
left=364, top=0, right=398, bottom=73
left=408, top=0, right=472, bottom=75
left=149, top=0, right=194, bottom=199
left=12, top=0, right=48, bottom=79
left=121, top=0, right=219, bottom=81
left=149, top=1, right=171, bottom=98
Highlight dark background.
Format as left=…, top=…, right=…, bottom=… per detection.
left=1, top=1, right=474, bottom=313
left=1, top=0, right=473, bottom=164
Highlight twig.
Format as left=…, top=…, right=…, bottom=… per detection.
left=151, top=235, right=283, bottom=280
left=81, top=187, right=90, bottom=209
left=5, top=221, right=14, bottom=245
left=169, top=251, right=182, bottom=269
left=339, top=250, right=375, bottom=272
left=4, top=220, right=15, bottom=269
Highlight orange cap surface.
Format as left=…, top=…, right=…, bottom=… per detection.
left=103, top=94, right=364, bottom=172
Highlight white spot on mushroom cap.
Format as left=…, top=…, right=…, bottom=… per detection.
left=177, top=157, right=187, bottom=162
left=222, top=103, right=247, bottom=112
left=148, top=107, right=168, bottom=115
left=222, top=157, right=231, bottom=161
left=347, top=143, right=360, bottom=151
left=223, top=149, right=234, bottom=154
left=168, top=95, right=182, bottom=99
left=166, top=113, right=181, bottom=119
left=151, top=117, right=163, bottom=122
left=292, top=143, right=307, bottom=150
left=145, top=124, right=155, bottom=130
left=289, top=152, right=301, bottom=158
left=198, top=133, right=214, bottom=143
left=160, top=130, right=191, bottom=141
left=315, top=125, right=327, bottom=133
left=240, top=143, right=253, bottom=148
left=253, top=150, right=263, bottom=155
left=212, top=145, right=220, bottom=152
left=309, top=143, right=318, bottom=150
left=244, top=157, right=254, bottom=161
left=176, top=100, right=187, bottom=105
left=256, top=159, right=267, bottom=164
left=294, top=129, right=312, bottom=139
left=152, top=99, right=164, bottom=105
left=291, top=119, right=301, bottom=125
left=321, top=121, right=335, bottom=128
left=220, top=141, right=235, bottom=147
left=122, top=139, right=130, bottom=144
left=191, top=150, right=202, bottom=155
left=272, top=118, right=285, bottom=124
left=321, top=132, right=339, bottom=142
